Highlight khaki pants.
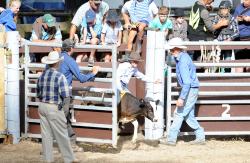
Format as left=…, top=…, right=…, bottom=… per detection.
left=38, top=102, right=75, bottom=163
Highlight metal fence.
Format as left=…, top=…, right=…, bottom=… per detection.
left=23, top=41, right=119, bottom=147
left=165, top=42, right=250, bottom=136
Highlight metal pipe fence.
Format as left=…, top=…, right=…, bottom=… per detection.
left=23, top=41, right=118, bottom=147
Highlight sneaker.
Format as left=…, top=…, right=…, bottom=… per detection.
left=72, top=144, right=84, bottom=152
left=189, top=139, right=206, bottom=145
left=159, top=139, right=176, bottom=146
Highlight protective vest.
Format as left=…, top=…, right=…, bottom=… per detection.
left=188, top=1, right=211, bottom=41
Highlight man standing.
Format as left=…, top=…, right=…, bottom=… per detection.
left=69, top=0, right=109, bottom=40
left=59, top=39, right=100, bottom=151
left=160, top=38, right=205, bottom=146
left=37, top=51, right=78, bottom=163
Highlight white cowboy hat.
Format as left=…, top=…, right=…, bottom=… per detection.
left=41, top=51, right=63, bottom=64
left=165, top=37, right=187, bottom=50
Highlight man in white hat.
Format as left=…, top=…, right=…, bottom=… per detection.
left=37, top=51, right=79, bottom=163
left=161, top=37, right=205, bottom=146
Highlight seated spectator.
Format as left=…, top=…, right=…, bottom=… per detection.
left=101, top=9, right=122, bottom=63
left=233, top=0, right=250, bottom=72
left=122, top=0, right=154, bottom=53
left=0, top=0, right=21, bottom=31
left=149, top=6, right=172, bottom=38
left=80, top=9, right=102, bottom=66
left=213, top=0, right=239, bottom=72
left=30, top=14, right=62, bottom=43
left=169, top=8, right=188, bottom=41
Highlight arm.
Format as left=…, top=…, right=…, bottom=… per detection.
left=69, top=24, right=77, bottom=39
left=178, top=60, right=191, bottom=100
left=230, top=19, right=240, bottom=40
left=117, top=30, right=122, bottom=46
left=101, top=33, right=105, bottom=44
left=89, top=26, right=97, bottom=38
left=81, top=28, right=87, bottom=44
left=122, top=13, right=131, bottom=27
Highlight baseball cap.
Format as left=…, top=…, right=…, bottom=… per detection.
left=86, top=9, right=96, bottom=23
left=43, top=14, right=56, bottom=27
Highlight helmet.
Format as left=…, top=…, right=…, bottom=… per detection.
left=219, top=0, right=232, bottom=9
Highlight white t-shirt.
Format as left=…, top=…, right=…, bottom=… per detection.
left=102, top=22, right=123, bottom=44
left=121, top=0, right=158, bottom=20
left=71, top=1, right=109, bottom=27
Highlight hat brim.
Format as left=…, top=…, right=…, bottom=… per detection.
left=128, top=58, right=144, bottom=62
left=165, top=44, right=187, bottom=50
left=47, top=22, right=56, bottom=27
left=41, top=56, right=63, bottom=64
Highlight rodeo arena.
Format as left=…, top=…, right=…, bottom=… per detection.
left=1, top=0, right=250, bottom=162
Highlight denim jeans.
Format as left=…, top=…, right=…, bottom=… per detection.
left=167, top=88, right=205, bottom=143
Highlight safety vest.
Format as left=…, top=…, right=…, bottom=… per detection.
left=188, top=1, right=211, bottom=41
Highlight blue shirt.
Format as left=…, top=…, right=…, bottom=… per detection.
left=0, top=9, right=16, bottom=31
left=233, top=4, right=250, bottom=38
left=37, top=68, right=69, bottom=105
left=59, top=51, right=95, bottom=86
left=175, top=52, right=199, bottom=100
left=149, top=17, right=172, bottom=31
left=81, top=18, right=102, bottom=39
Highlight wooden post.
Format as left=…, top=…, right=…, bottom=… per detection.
left=0, top=26, right=6, bottom=135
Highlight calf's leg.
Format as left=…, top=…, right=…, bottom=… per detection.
left=131, top=120, right=139, bottom=143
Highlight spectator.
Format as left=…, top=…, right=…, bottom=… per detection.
left=233, top=0, right=250, bottom=72
left=149, top=6, right=172, bottom=38
left=101, top=9, right=123, bottom=63
left=0, top=0, right=21, bottom=31
left=160, top=37, right=205, bottom=146
left=69, top=0, right=109, bottom=40
left=188, top=0, right=229, bottom=41
left=37, top=51, right=79, bottom=163
left=121, top=0, right=154, bottom=52
left=169, top=8, right=188, bottom=41
left=80, top=9, right=102, bottom=66
left=213, top=0, right=239, bottom=72
left=30, top=14, right=62, bottom=43
left=59, top=39, right=100, bottom=151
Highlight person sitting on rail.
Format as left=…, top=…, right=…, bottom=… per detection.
left=80, top=9, right=102, bottom=67
left=101, top=9, right=123, bottom=64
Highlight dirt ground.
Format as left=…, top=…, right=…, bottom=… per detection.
left=0, top=135, right=250, bottom=163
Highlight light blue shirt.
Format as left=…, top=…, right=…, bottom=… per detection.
left=30, top=26, right=62, bottom=41
left=81, top=18, right=102, bottom=39
left=175, top=52, right=199, bottom=100
left=149, top=17, right=172, bottom=31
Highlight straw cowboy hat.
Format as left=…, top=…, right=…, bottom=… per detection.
left=41, top=51, right=63, bottom=64
left=165, top=37, right=187, bottom=50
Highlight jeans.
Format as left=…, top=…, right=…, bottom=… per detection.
left=167, top=88, right=205, bottom=143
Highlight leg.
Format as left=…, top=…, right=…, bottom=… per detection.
left=135, top=23, right=147, bottom=53
left=127, top=29, right=137, bottom=51
left=88, top=38, right=99, bottom=66
left=131, top=120, right=139, bottom=143
left=38, top=103, right=54, bottom=162
left=76, top=52, right=88, bottom=63
left=47, top=104, right=75, bottom=163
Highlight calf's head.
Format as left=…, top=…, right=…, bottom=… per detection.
left=139, top=98, right=156, bottom=122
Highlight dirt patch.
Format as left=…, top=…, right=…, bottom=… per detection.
left=1, top=135, right=250, bottom=163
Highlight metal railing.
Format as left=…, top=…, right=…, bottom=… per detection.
left=165, top=41, right=250, bottom=136
left=23, top=41, right=118, bottom=147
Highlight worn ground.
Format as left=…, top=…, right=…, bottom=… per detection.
left=0, top=135, right=250, bottom=163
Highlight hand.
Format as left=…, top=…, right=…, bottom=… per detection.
left=219, top=19, right=229, bottom=27
left=73, top=34, right=79, bottom=43
left=237, top=15, right=244, bottom=22
left=124, top=23, right=132, bottom=30
left=117, top=41, right=121, bottom=47
left=92, top=66, right=100, bottom=75
left=176, top=98, right=184, bottom=107
left=0, top=7, right=5, bottom=12
left=243, top=16, right=250, bottom=22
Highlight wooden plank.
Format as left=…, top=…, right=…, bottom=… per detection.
left=74, top=110, right=112, bottom=124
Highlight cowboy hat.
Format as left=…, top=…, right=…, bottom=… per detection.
left=41, top=51, right=63, bottom=64
left=118, top=52, right=143, bottom=62
left=165, top=37, right=187, bottom=50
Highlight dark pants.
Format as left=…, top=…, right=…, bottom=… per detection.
left=63, top=96, right=77, bottom=144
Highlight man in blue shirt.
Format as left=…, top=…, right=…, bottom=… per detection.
left=160, top=37, right=205, bottom=146
left=59, top=38, right=100, bottom=151
left=0, top=0, right=21, bottom=31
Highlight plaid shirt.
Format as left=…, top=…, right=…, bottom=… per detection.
left=37, top=68, right=69, bottom=105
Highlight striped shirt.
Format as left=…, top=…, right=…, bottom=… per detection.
left=123, top=0, right=153, bottom=24
left=37, top=68, right=69, bottom=105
